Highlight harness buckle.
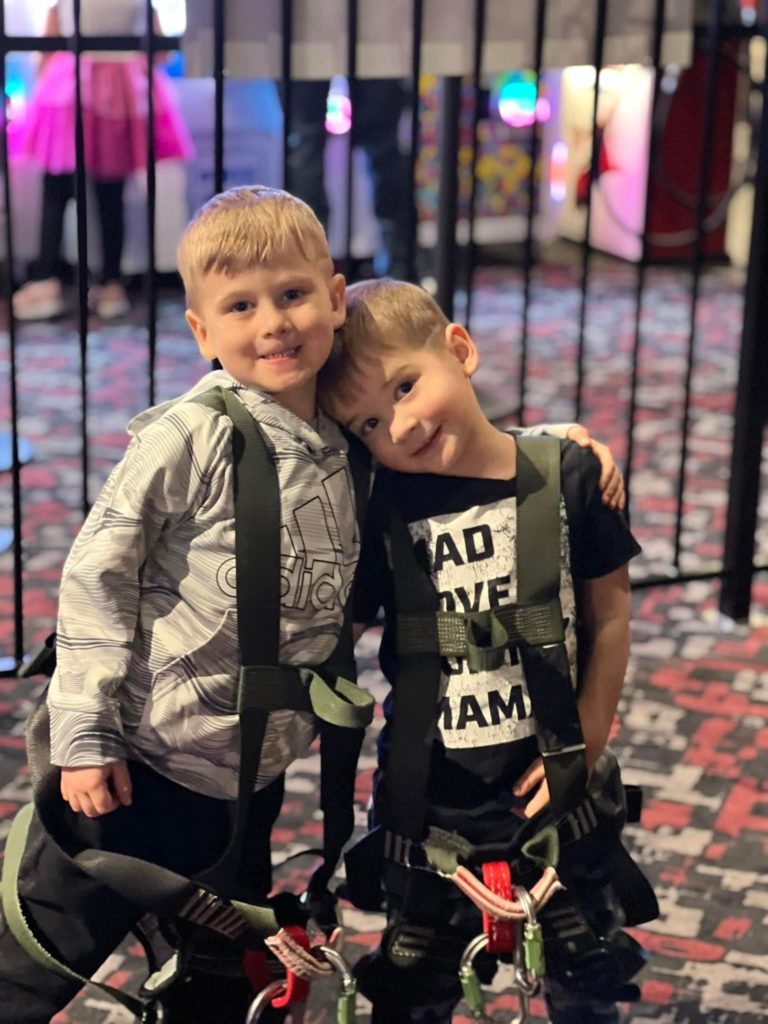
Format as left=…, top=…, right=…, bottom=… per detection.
left=465, top=612, right=509, bottom=672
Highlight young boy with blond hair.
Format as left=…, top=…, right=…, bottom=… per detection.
left=0, top=185, right=354, bottom=1024
left=318, top=278, right=656, bottom=1024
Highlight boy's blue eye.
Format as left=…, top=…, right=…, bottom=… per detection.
left=283, top=288, right=303, bottom=301
left=230, top=300, right=251, bottom=313
left=395, top=380, right=414, bottom=398
left=361, top=418, right=379, bottom=436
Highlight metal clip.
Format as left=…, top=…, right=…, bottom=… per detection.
left=458, top=933, right=496, bottom=1022
left=319, top=945, right=357, bottom=1024
left=244, top=980, right=288, bottom=1024
left=513, top=887, right=542, bottom=1007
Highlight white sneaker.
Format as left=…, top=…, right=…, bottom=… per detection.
left=92, top=282, right=130, bottom=320
left=12, top=278, right=67, bottom=321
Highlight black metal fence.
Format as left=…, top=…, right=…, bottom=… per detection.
left=0, top=0, right=766, bottom=673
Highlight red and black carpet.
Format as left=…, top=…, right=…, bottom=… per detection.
left=0, top=261, right=766, bottom=1022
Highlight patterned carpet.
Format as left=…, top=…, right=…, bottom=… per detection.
left=0, top=260, right=767, bottom=1022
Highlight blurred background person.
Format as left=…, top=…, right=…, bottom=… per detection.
left=12, top=0, right=193, bottom=321
left=285, top=78, right=418, bottom=282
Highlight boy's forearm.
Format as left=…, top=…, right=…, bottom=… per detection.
left=575, top=567, right=632, bottom=770
left=576, top=617, right=629, bottom=770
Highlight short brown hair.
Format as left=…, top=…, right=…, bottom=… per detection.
left=319, top=278, right=448, bottom=404
left=177, top=185, right=331, bottom=308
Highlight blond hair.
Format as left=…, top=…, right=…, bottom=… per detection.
left=319, top=278, right=448, bottom=403
left=177, top=185, right=331, bottom=308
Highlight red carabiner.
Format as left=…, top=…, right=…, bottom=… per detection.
left=481, top=861, right=516, bottom=954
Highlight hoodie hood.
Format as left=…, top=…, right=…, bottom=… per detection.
left=127, top=370, right=348, bottom=456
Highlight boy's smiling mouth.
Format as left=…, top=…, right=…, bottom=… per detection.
left=413, top=426, right=441, bottom=457
left=261, top=346, right=300, bottom=361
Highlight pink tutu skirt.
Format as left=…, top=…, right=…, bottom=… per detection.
left=16, top=51, right=194, bottom=180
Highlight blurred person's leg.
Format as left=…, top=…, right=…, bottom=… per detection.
left=92, top=178, right=129, bottom=320
left=285, top=81, right=331, bottom=230
left=355, top=80, right=417, bottom=281
left=12, top=173, right=71, bottom=320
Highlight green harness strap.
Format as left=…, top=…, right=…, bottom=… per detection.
left=515, top=436, right=588, bottom=815
left=193, top=388, right=374, bottom=892
left=1, top=804, right=146, bottom=1018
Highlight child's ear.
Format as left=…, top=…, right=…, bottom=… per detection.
left=186, top=308, right=215, bottom=360
left=443, top=323, right=479, bottom=376
left=329, top=273, right=346, bottom=328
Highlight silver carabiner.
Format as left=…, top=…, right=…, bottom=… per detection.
left=244, top=980, right=288, bottom=1024
left=319, top=945, right=357, bottom=1024
left=457, top=933, right=497, bottom=1023
left=514, top=886, right=544, bottom=997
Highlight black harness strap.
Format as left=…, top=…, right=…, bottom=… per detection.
left=516, top=437, right=588, bottom=816
left=193, top=388, right=283, bottom=891
left=193, top=390, right=373, bottom=894
left=309, top=431, right=372, bottom=900
left=381, top=508, right=444, bottom=843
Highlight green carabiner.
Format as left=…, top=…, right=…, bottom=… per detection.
left=320, top=944, right=357, bottom=1024
left=459, top=965, right=486, bottom=1016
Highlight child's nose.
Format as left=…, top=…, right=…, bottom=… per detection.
left=259, top=303, right=288, bottom=335
left=390, top=411, right=416, bottom=445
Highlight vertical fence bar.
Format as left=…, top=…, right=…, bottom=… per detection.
left=345, top=0, right=358, bottom=276
left=281, top=0, right=293, bottom=189
left=435, top=76, right=462, bottom=319
left=673, top=1, right=723, bottom=569
left=406, top=0, right=424, bottom=286
left=573, top=0, right=607, bottom=422
left=72, top=0, right=90, bottom=514
left=517, top=0, right=548, bottom=424
left=624, top=0, right=666, bottom=505
left=144, top=0, right=157, bottom=408
left=720, top=36, right=768, bottom=620
left=463, top=0, right=486, bottom=331
left=213, top=0, right=225, bottom=196
left=0, top=16, right=25, bottom=671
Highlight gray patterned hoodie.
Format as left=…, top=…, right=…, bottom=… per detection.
left=48, top=371, right=360, bottom=800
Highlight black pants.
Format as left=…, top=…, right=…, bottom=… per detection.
left=34, top=172, right=125, bottom=284
left=285, top=79, right=417, bottom=280
left=0, top=763, right=284, bottom=1024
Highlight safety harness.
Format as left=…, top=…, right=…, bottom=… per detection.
left=345, top=436, right=658, bottom=1018
left=1, top=386, right=373, bottom=1022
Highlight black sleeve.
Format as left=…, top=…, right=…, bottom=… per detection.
left=352, top=474, right=393, bottom=624
left=353, top=518, right=388, bottom=623
left=561, top=440, right=641, bottom=579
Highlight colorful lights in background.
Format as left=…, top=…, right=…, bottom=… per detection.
left=549, top=141, right=569, bottom=203
left=494, top=71, right=551, bottom=128
left=326, top=78, right=352, bottom=135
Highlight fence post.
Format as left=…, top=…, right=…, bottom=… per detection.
left=435, top=76, right=462, bottom=320
left=719, top=39, right=768, bottom=621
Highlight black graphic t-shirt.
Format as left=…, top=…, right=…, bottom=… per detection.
left=354, top=439, right=641, bottom=812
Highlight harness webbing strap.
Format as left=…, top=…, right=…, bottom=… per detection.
left=381, top=509, right=444, bottom=842
left=1, top=803, right=146, bottom=1016
left=396, top=599, right=564, bottom=657
left=194, top=390, right=373, bottom=896
left=192, top=388, right=281, bottom=889
left=515, top=437, right=588, bottom=816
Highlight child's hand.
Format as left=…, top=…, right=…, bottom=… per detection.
left=511, top=757, right=550, bottom=819
left=60, top=761, right=133, bottom=818
left=566, top=425, right=625, bottom=511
